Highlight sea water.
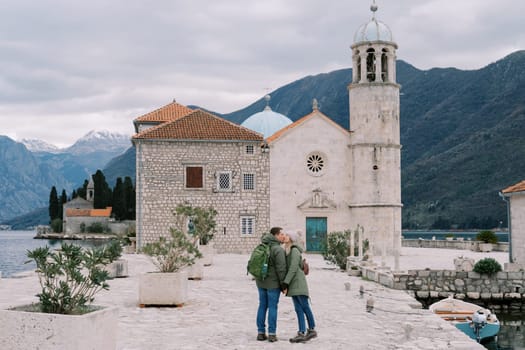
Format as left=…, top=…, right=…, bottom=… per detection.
left=0, top=230, right=105, bottom=277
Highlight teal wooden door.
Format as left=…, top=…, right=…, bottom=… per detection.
left=305, top=217, right=327, bottom=252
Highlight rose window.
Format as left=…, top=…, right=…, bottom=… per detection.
left=307, top=153, right=325, bottom=174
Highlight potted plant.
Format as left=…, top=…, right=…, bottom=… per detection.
left=0, top=243, right=119, bottom=350
left=104, top=239, right=128, bottom=278
left=174, top=204, right=217, bottom=267
left=445, top=233, right=454, bottom=241
left=139, top=226, right=202, bottom=306
left=476, top=230, right=498, bottom=252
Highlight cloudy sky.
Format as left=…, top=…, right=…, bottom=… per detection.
left=1, top=0, right=524, bottom=147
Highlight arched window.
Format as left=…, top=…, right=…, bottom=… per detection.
left=381, top=48, right=389, bottom=82
left=366, top=48, right=376, bottom=82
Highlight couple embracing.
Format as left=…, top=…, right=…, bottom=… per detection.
left=254, top=227, right=317, bottom=343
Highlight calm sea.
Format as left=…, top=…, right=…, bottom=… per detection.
left=0, top=230, right=106, bottom=277
left=402, top=230, right=509, bottom=242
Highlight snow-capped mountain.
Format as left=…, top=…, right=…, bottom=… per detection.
left=65, top=130, right=131, bottom=155
left=20, top=138, right=61, bottom=153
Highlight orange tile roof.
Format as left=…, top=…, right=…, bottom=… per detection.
left=66, top=209, right=92, bottom=217
left=266, top=109, right=349, bottom=143
left=91, top=207, right=112, bottom=217
left=133, top=109, right=263, bottom=141
left=502, top=180, right=525, bottom=194
left=134, top=101, right=193, bottom=124
left=65, top=207, right=112, bottom=217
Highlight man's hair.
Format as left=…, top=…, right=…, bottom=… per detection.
left=270, top=227, right=282, bottom=236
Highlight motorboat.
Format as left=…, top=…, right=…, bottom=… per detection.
left=429, top=296, right=500, bottom=342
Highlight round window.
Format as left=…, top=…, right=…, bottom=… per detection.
left=306, top=153, right=325, bottom=175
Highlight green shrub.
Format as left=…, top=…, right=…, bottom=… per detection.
left=476, top=230, right=498, bottom=244
left=322, top=227, right=369, bottom=270
left=473, top=257, right=502, bottom=275
left=86, top=222, right=111, bottom=234
left=26, top=242, right=120, bottom=314
left=50, top=218, right=63, bottom=233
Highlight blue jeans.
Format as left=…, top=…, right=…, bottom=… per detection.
left=292, top=295, right=316, bottom=334
left=256, top=287, right=281, bottom=335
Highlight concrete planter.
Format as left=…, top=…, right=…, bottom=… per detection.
left=0, top=305, right=117, bottom=350
left=105, top=258, right=129, bottom=278
left=478, top=243, right=493, bottom=252
left=184, top=262, right=204, bottom=280
left=199, top=244, right=215, bottom=266
left=138, top=271, right=188, bottom=306
left=347, top=268, right=361, bottom=277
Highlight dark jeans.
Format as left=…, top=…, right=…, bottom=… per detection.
left=292, top=295, right=316, bottom=333
left=256, top=287, right=281, bottom=335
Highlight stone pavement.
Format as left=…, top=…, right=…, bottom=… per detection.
left=0, top=247, right=504, bottom=350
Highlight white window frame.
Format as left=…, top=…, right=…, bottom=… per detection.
left=243, top=173, right=255, bottom=191
left=240, top=216, right=255, bottom=236
left=216, top=171, right=233, bottom=192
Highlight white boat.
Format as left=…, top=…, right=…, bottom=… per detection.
left=429, top=296, right=500, bottom=342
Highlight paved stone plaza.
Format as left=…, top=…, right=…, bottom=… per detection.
left=0, top=248, right=505, bottom=349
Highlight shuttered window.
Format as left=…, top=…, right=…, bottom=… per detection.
left=186, top=166, right=203, bottom=188
left=241, top=216, right=255, bottom=235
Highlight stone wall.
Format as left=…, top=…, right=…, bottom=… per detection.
left=402, top=238, right=509, bottom=252
left=135, top=140, right=270, bottom=253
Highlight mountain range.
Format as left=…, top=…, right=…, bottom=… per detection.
left=0, top=131, right=130, bottom=225
left=2, top=50, right=525, bottom=229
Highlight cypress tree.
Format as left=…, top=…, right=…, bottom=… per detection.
left=48, top=186, right=59, bottom=222
left=123, top=176, right=136, bottom=220
left=112, top=177, right=126, bottom=221
left=93, top=170, right=111, bottom=209
left=59, top=189, right=67, bottom=220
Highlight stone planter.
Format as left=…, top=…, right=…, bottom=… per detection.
left=199, top=244, right=215, bottom=266
left=0, top=305, right=117, bottom=350
left=184, top=261, right=204, bottom=280
left=105, top=258, right=129, bottom=278
left=139, top=271, right=188, bottom=306
left=347, top=268, right=361, bottom=277
left=478, top=243, right=493, bottom=252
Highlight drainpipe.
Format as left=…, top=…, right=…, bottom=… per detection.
left=499, top=191, right=512, bottom=263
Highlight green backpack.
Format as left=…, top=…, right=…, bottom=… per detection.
left=247, top=243, right=271, bottom=280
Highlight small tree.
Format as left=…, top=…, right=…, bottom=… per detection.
left=142, top=228, right=202, bottom=272
left=322, top=230, right=350, bottom=270
left=174, top=204, right=217, bottom=245
left=26, top=242, right=120, bottom=314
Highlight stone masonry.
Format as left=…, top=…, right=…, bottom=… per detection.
left=135, top=140, right=269, bottom=253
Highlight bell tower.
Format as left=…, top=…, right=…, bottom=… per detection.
left=348, top=1, right=402, bottom=258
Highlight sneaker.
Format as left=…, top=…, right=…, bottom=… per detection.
left=268, top=334, right=278, bottom=342
left=289, top=332, right=307, bottom=343
left=256, top=333, right=267, bottom=341
left=305, top=329, right=317, bottom=340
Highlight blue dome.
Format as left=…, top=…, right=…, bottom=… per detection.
left=241, top=106, right=292, bottom=138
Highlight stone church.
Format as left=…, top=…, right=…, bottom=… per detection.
left=132, top=4, right=402, bottom=256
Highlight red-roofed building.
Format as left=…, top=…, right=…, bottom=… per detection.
left=62, top=178, right=113, bottom=234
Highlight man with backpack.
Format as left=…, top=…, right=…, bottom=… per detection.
left=253, top=227, right=287, bottom=342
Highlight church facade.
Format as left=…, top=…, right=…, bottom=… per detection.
left=132, top=4, right=402, bottom=256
